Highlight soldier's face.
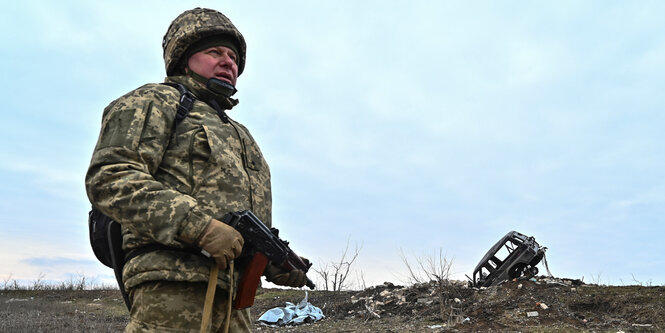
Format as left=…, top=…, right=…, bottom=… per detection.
left=187, top=46, right=239, bottom=86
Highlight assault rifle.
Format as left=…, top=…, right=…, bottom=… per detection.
left=221, top=210, right=315, bottom=309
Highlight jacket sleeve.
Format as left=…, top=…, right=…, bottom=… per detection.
left=85, top=85, right=211, bottom=246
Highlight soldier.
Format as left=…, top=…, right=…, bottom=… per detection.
left=86, top=8, right=307, bottom=332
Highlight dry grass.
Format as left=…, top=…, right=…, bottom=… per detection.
left=0, top=289, right=127, bottom=332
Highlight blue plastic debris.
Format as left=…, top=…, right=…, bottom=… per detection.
left=258, top=291, right=324, bottom=326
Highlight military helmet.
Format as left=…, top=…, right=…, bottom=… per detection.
left=162, top=8, right=246, bottom=76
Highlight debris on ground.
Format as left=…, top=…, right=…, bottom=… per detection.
left=2, top=276, right=663, bottom=332
left=258, top=291, right=324, bottom=326
left=252, top=275, right=665, bottom=332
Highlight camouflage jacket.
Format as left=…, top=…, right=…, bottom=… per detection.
left=85, top=75, right=271, bottom=291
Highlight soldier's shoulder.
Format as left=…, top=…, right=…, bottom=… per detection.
left=229, top=118, right=249, bottom=131
left=102, top=83, right=183, bottom=121
left=111, top=83, right=180, bottom=106
left=230, top=120, right=256, bottom=140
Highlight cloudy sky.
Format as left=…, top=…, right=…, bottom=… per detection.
left=1, top=1, right=664, bottom=288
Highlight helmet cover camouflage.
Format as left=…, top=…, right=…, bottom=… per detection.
left=162, top=8, right=246, bottom=76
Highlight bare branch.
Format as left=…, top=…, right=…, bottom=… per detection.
left=400, top=248, right=463, bottom=326
left=313, top=237, right=362, bottom=292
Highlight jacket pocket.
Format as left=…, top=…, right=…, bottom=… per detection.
left=243, top=138, right=267, bottom=172
left=202, top=125, right=240, bottom=168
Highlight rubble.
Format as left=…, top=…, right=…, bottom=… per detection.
left=254, top=274, right=665, bottom=332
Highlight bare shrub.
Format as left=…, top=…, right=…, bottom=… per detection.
left=400, top=248, right=464, bottom=326
left=356, top=270, right=367, bottom=291
left=630, top=273, right=653, bottom=287
left=72, top=273, right=87, bottom=290
left=589, top=272, right=605, bottom=286
left=32, top=272, right=46, bottom=290
left=314, top=238, right=362, bottom=292
left=1, top=273, right=111, bottom=291
left=2, top=273, right=14, bottom=290
left=53, top=273, right=88, bottom=290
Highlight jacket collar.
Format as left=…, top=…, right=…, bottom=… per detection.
left=166, top=75, right=239, bottom=110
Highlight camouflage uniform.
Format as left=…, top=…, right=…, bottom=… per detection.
left=125, top=281, right=251, bottom=332
left=85, top=8, right=267, bottom=332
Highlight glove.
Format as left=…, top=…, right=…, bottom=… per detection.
left=197, top=218, right=244, bottom=270
left=264, top=257, right=310, bottom=288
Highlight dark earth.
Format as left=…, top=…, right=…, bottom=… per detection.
left=2, top=276, right=663, bottom=332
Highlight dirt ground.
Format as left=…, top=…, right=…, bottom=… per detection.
left=1, top=276, right=663, bottom=332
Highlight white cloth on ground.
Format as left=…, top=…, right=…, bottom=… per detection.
left=258, top=291, right=324, bottom=326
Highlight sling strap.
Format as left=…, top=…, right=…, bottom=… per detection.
left=162, top=82, right=196, bottom=123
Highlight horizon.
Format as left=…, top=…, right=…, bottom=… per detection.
left=1, top=1, right=664, bottom=289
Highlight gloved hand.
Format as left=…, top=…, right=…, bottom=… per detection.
left=197, top=218, right=244, bottom=270
left=264, top=257, right=310, bottom=288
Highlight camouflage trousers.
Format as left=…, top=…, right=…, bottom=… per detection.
left=125, top=281, right=252, bottom=333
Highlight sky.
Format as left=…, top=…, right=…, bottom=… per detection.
left=1, top=1, right=664, bottom=289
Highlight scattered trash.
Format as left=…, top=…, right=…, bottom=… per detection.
left=463, top=317, right=471, bottom=323
left=517, top=284, right=523, bottom=289
left=527, top=311, right=539, bottom=317
left=632, top=324, right=653, bottom=327
left=538, top=302, right=549, bottom=310
left=5, top=298, right=30, bottom=303
left=541, top=276, right=583, bottom=287
left=365, top=302, right=382, bottom=319
left=428, top=324, right=443, bottom=329
left=258, top=291, right=324, bottom=327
